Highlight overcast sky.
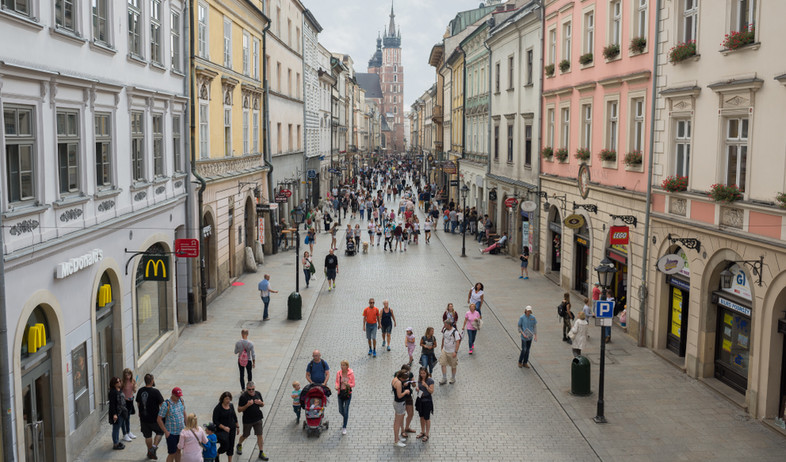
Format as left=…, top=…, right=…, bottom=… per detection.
left=306, top=0, right=491, bottom=111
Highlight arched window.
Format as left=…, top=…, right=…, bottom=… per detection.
left=21, top=306, right=52, bottom=359
left=135, top=243, right=170, bottom=354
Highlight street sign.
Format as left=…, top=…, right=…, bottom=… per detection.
left=174, top=238, right=199, bottom=258
left=595, top=318, right=612, bottom=327
left=281, top=189, right=292, bottom=198
left=504, top=197, right=518, bottom=208
left=275, top=194, right=288, bottom=203
left=450, top=179, right=459, bottom=186
left=595, top=300, right=614, bottom=318
left=609, top=225, right=630, bottom=245
left=140, top=255, right=170, bottom=281
left=329, top=168, right=339, bottom=174
left=307, top=169, right=317, bottom=179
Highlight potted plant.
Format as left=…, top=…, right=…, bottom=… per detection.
left=579, top=53, right=593, bottom=65
left=776, top=192, right=786, bottom=208
left=575, top=147, right=591, bottom=161
left=661, top=175, right=688, bottom=192
left=669, top=41, right=697, bottom=63
left=559, top=59, right=570, bottom=73
left=541, top=146, right=554, bottom=159
left=630, top=36, right=647, bottom=54
left=721, top=24, right=755, bottom=50
left=545, top=64, right=555, bottom=77
left=603, top=43, right=621, bottom=60
left=708, top=183, right=743, bottom=203
left=599, top=149, right=617, bottom=162
left=624, top=150, right=643, bottom=166
left=554, top=148, right=569, bottom=162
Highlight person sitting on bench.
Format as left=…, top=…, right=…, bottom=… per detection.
left=480, top=232, right=508, bottom=254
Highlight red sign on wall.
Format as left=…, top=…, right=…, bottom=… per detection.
left=504, top=197, right=519, bottom=208
left=174, top=239, right=200, bottom=258
left=609, top=226, right=630, bottom=245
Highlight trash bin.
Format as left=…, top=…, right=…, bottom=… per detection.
left=287, top=292, right=302, bottom=320
left=571, top=355, right=591, bottom=396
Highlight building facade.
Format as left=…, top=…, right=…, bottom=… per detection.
left=303, top=9, right=323, bottom=206
left=316, top=43, right=336, bottom=200
left=1, top=1, right=189, bottom=459
left=367, top=4, right=405, bottom=152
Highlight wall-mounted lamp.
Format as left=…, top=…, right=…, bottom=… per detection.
left=720, top=256, right=764, bottom=288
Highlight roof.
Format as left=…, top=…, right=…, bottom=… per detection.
left=448, top=4, right=498, bottom=36
left=355, top=73, right=383, bottom=99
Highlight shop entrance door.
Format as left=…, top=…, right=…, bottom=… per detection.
left=22, top=359, right=55, bottom=462
left=96, top=309, right=115, bottom=415
left=779, top=332, right=786, bottom=420
left=666, top=287, right=689, bottom=357
left=574, top=237, right=589, bottom=296
left=714, top=306, right=750, bottom=394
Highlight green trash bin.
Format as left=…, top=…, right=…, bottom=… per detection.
left=571, top=355, right=591, bottom=396
left=287, top=292, right=302, bottom=320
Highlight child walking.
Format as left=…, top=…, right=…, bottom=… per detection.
left=405, top=328, right=416, bottom=365
left=291, top=381, right=302, bottom=423
left=202, top=423, right=218, bottom=462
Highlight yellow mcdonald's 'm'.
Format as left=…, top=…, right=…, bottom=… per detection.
left=98, top=284, right=112, bottom=307
left=145, top=259, right=166, bottom=278
left=27, top=323, right=47, bottom=353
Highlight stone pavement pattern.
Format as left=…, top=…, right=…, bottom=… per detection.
left=76, top=198, right=786, bottom=461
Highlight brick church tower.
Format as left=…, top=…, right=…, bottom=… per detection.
left=368, top=2, right=404, bottom=151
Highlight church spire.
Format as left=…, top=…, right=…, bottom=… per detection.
left=388, top=1, right=396, bottom=36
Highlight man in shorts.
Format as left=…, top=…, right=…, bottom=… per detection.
left=324, top=249, right=338, bottom=291
left=363, top=299, right=381, bottom=357
left=236, top=381, right=268, bottom=460
left=157, top=387, right=186, bottom=462
left=136, top=374, right=164, bottom=460
left=438, top=319, right=462, bottom=385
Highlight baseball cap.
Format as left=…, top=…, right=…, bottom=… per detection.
left=525, top=306, right=533, bottom=312
left=406, top=327, right=413, bottom=332
left=172, top=387, right=183, bottom=397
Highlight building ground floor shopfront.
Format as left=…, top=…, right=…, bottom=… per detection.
left=458, top=160, right=487, bottom=220
left=270, top=151, right=307, bottom=223
left=648, top=219, right=786, bottom=423
left=4, top=200, right=189, bottom=461
left=485, top=174, right=537, bottom=259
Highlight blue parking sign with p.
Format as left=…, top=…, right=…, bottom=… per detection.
left=595, top=300, right=614, bottom=318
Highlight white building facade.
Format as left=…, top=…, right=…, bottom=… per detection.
left=302, top=9, right=322, bottom=205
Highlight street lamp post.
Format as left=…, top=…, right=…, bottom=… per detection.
left=460, top=184, right=469, bottom=257
left=593, top=257, right=617, bottom=424
left=287, top=206, right=306, bottom=320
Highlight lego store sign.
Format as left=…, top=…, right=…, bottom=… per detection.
left=56, top=249, right=103, bottom=279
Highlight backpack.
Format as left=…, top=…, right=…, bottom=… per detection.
left=239, top=347, right=249, bottom=367
left=557, top=302, right=567, bottom=318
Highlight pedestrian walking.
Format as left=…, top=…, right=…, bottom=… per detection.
left=236, top=382, right=268, bottom=461
left=324, top=249, right=339, bottom=291
left=234, top=329, right=256, bottom=392
left=559, top=292, right=574, bottom=344
left=462, top=303, right=482, bottom=354
left=291, top=382, right=302, bottom=423
left=306, top=350, right=330, bottom=386
left=257, top=274, right=278, bottom=321
left=212, top=391, right=239, bottom=462
left=438, top=319, right=462, bottom=384
left=415, top=367, right=434, bottom=442
left=121, top=368, right=137, bottom=441
left=136, top=373, right=165, bottom=460
left=380, top=300, right=396, bottom=351
left=568, top=311, right=589, bottom=357
left=157, top=387, right=187, bottom=462
left=399, top=364, right=416, bottom=437
left=519, top=247, right=530, bottom=279
left=335, top=361, right=355, bottom=435
left=177, top=413, right=208, bottom=462
left=419, top=327, right=437, bottom=374
left=363, top=298, right=380, bottom=357
left=367, top=220, right=376, bottom=246
left=582, top=297, right=593, bottom=339
left=330, top=223, right=338, bottom=250
left=302, top=251, right=315, bottom=288
left=517, top=306, right=538, bottom=368
left=109, top=377, right=129, bottom=450
left=307, top=226, right=316, bottom=255
left=354, top=224, right=361, bottom=248
left=442, top=303, right=459, bottom=331
left=405, top=328, right=416, bottom=364
left=391, top=370, right=411, bottom=447
left=202, top=424, right=218, bottom=462
left=424, top=216, right=432, bottom=244
left=468, top=282, right=484, bottom=315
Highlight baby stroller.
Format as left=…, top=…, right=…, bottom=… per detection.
left=300, top=384, right=330, bottom=437
left=345, top=237, right=357, bottom=256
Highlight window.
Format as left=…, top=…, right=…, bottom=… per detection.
left=131, top=111, right=145, bottom=181
left=526, top=49, right=533, bottom=85
left=150, top=0, right=162, bottom=64
left=507, top=124, right=513, bottom=163
left=4, top=106, right=35, bottom=203
left=561, top=107, right=570, bottom=150
left=725, top=117, right=748, bottom=191
left=287, top=124, right=292, bottom=152
left=56, top=110, right=80, bottom=194
left=548, top=28, right=557, bottom=65
left=71, top=342, right=89, bottom=427
left=92, top=0, right=109, bottom=45
left=562, top=22, right=572, bottom=65
left=224, top=108, right=231, bottom=156
left=631, top=98, right=645, bottom=151
left=495, top=62, right=500, bottom=93
left=2, top=0, right=30, bottom=17
left=135, top=242, right=170, bottom=354
left=493, top=125, right=499, bottom=160
left=581, top=103, right=592, bottom=150
left=287, top=19, right=292, bottom=47
left=128, top=0, right=142, bottom=56
left=508, top=56, right=514, bottom=90
left=199, top=104, right=209, bottom=159
left=55, top=0, right=76, bottom=33
left=584, top=11, right=594, bottom=54
left=170, top=11, right=181, bottom=71
left=275, top=7, right=280, bottom=35
left=288, top=68, right=292, bottom=96
left=152, top=114, right=163, bottom=177
left=95, top=113, right=112, bottom=187
left=276, top=122, right=281, bottom=153
left=606, top=101, right=618, bottom=151
left=276, top=62, right=281, bottom=92
left=547, top=108, right=555, bottom=148
left=610, top=0, right=622, bottom=45
left=296, top=72, right=300, bottom=98
left=297, top=125, right=301, bottom=150
left=252, top=109, right=259, bottom=153
left=634, top=0, right=648, bottom=39
left=242, top=32, right=250, bottom=75
left=674, top=119, right=691, bottom=177
left=252, top=38, right=260, bottom=79
left=223, top=17, right=232, bottom=68
left=197, top=2, right=208, bottom=58
left=524, top=123, right=532, bottom=166
left=243, top=108, right=249, bottom=154
left=731, top=0, right=755, bottom=32
left=172, top=115, right=182, bottom=172
left=682, top=0, right=698, bottom=42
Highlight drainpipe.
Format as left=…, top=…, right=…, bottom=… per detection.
left=189, top=0, right=208, bottom=323
left=0, top=210, right=12, bottom=462
left=638, top=0, right=662, bottom=348
left=535, top=3, right=544, bottom=270
left=262, top=20, right=275, bottom=251
left=183, top=1, right=195, bottom=325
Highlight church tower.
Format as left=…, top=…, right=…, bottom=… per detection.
left=368, top=1, right=404, bottom=151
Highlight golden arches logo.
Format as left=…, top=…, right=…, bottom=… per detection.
left=27, top=323, right=47, bottom=353
left=141, top=255, right=170, bottom=281
left=145, top=259, right=166, bottom=278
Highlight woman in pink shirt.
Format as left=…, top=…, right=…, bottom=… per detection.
left=335, top=361, right=356, bottom=435
left=462, top=303, right=482, bottom=354
left=178, top=413, right=207, bottom=462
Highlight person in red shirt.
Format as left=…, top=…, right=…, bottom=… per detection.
left=363, top=299, right=381, bottom=357
left=592, top=283, right=601, bottom=301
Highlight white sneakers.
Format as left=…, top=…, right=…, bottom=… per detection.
left=395, top=441, right=406, bottom=447
left=341, top=428, right=347, bottom=435
left=128, top=432, right=137, bottom=439
left=123, top=434, right=132, bottom=442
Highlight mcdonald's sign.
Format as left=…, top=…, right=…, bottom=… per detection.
left=28, top=323, right=47, bottom=353
left=141, top=255, right=170, bottom=281
left=98, top=284, right=113, bottom=308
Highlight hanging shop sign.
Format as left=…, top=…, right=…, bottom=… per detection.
left=443, top=161, right=457, bottom=174
left=257, top=217, right=265, bottom=245
left=55, top=249, right=104, bottom=279
left=489, top=190, right=498, bottom=201
left=563, top=214, right=586, bottom=229
left=657, top=254, right=685, bottom=275
left=521, top=201, right=537, bottom=212
left=174, top=239, right=200, bottom=258
left=609, top=226, right=630, bottom=245
left=141, top=255, right=170, bottom=281
left=275, top=193, right=289, bottom=203
left=504, top=197, right=519, bottom=208
left=721, top=264, right=752, bottom=301
left=280, top=189, right=292, bottom=198
left=27, top=323, right=47, bottom=353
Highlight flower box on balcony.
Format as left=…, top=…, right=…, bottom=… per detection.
left=541, top=146, right=554, bottom=160
left=669, top=41, right=697, bottom=63
left=661, top=176, right=688, bottom=193
left=603, top=43, right=621, bottom=60
left=721, top=25, right=755, bottom=51
left=579, top=53, right=593, bottom=65
left=559, top=59, right=570, bottom=73
left=630, top=36, right=647, bottom=54
left=554, top=148, right=569, bottom=163
left=624, top=150, right=643, bottom=166
left=545, top=64, right=555, bottom=77
left=708, top=183, right=743, bottom=203
left=575, top=147, right=591, bottom=162
left=599, top=149, right=616, bottom=162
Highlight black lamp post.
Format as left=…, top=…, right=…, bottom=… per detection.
left=461, top=184, right=469, bottom=257
left=286, top=205, right=306, bottom=321
left=593, top=256, right=617, bottom=424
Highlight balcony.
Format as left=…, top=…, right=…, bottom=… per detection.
left=431, top=105, right=443, bottom=123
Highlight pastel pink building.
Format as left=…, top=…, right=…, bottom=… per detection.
left=538, top=0, right=655, bottom=336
